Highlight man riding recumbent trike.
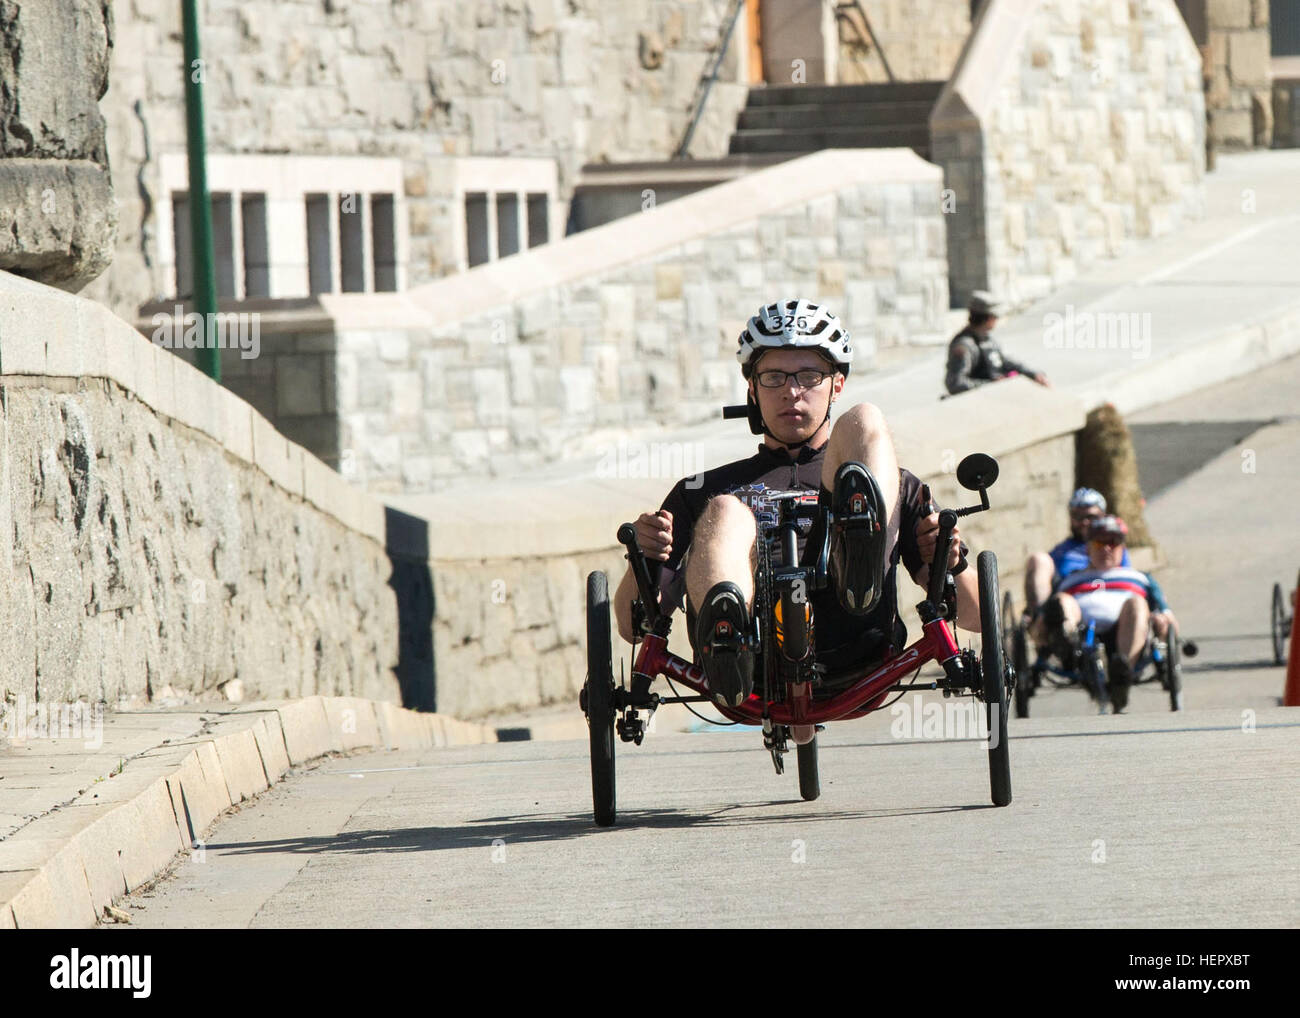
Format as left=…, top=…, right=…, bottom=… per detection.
left=578, top=300, right=1016, bottom=826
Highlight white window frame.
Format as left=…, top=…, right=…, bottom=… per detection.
left=158, top=153, right=407, bottom=299
left=431, top=157, right=560, bottom=272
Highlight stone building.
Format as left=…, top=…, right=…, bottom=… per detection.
left=15, top=0, right=1259, bottom=495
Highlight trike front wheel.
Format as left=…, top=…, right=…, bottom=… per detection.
left=797, top=736, right=820, bottom=801
left=979, top=552, right=1012, bottom=807
left=585, top=571, right=616, bottom=826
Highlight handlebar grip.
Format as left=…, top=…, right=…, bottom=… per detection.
left=926, top=508, right=958, bottom=606
left=722, top=404, right=749, bottom=419
left=618, top=520, right=663, bottom=632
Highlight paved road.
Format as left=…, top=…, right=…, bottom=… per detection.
left=116, top=709, right=1298, bottom=928
left=115, top=359, right=1300, bottom=928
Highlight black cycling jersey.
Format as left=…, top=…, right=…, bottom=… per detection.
left=654, top=440, right=967, bottom=680
left=945, top=326, right=1036, bottom=394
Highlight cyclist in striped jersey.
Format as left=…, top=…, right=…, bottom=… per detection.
left=1043, top=515, right=1182, bottom=712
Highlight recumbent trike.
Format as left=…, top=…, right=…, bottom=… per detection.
left=579, top=411, right=1016, bottom=826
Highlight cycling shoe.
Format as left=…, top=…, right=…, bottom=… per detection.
left=828, top=461, right=887, bottom=615
left=1109, top=655, right=1133, bottom=714
left=696, top=581, right=754, bottom=708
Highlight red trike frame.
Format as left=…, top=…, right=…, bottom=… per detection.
left=630, top=613, right=963, bottom=726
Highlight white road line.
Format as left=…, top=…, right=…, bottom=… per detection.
left=1136, top=214, right=1300, bottom=286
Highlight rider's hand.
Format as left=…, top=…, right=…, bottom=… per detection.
left=915, top=511, right=961, bottom=571
left=635, top=509, right=673, bottom=561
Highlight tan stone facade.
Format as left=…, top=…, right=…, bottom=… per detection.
left=932, top=0, right=1207, bottom=308
left=82, top=0, right=753, bottom=321
left=836, top=0, right=972, bottom=83
left=1177, top=0, right=1274, bottom=149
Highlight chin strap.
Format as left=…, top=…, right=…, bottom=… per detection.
left=751, top=394, right=835, bottom=453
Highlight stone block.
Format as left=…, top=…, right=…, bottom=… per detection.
left=559, top=365, right=595, bottom=415
left=275, top=696, right=339, bottom=764
left=600, top=284, right=637, bottom=342
left=1206, top=0, right=1252, bottom=29
left=149, top=343, right=178, bottom=421
left=210, top=727, right=270, bottom=803
left=390, top=369, right=423, bottom=418
left=322, top=696, right=381, bottom=751
left=163, top=741, right=233, bottom=842
left=5, top=849, right=96, bottom=929
left=1226, top=30, right=1270, bottom=89
left=219, top=386, right=255, bottom=464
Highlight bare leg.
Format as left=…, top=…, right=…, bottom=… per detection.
left=1031, top=591, right=1081, bottom=647
left=684, top=495, right=757, bottom=612
left=1115, top=596, right=1150, bottom=667
left=1024, top=552, right=1055, bottom=615
left=1151, top=609, right=1176, bottom=640
left=821, top=402, right=901, bottom=557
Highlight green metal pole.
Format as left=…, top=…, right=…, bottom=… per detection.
left=182, top=0, right=220, bottom=382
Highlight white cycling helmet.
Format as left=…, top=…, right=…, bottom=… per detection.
left=737, top=299, right=853, bottom=379
left=1068, top=487, right=1107, bottom=512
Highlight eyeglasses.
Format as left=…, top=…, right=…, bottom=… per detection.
left=1089, top=537, right=1124, bottom=548
left=755, top=369, right=831, bottom=390
left=1070, top=510, right=1102, bottom=521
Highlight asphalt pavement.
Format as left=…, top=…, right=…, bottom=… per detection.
left=111, top=357, right=1300, bottom=928
left=113, top=707, right=1298, bottom=928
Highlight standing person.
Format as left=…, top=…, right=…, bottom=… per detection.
left=945, top=291, right=1050, bottom=395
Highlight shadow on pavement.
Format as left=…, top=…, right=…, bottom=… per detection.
left=1182, top=658, right=1281, bottom=673
left=204, top=802, right=990, bottom=856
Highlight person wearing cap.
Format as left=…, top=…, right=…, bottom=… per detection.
left=945, top=291, right=1049, bottom=395
left=1041, top=515, right=1181, bottom=713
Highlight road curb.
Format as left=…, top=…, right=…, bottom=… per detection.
left=0, top=696, right=497, bottom=929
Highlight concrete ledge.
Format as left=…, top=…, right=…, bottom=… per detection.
left=0, top=696, right=498, bottom=928
left=275, top=697, right=338, bottom=765
left=163, top=743, right=235, bottom=842
left=0, top=269, right=395, bottom=553
left=1072, top=301, right=1300, bottom=416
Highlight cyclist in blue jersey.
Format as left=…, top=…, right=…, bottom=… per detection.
left=1024, top=487, right=1131, bottom=646
left=1041, top=515, right=1181, bottom=712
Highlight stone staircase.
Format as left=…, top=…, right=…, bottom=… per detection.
left=728, top=81, right=945, bottom=160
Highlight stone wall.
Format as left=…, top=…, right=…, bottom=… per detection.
left=836, top=0, right=971, bottom=84
left=82, top=0, right=753, bottom=320
left=932, top=0, right=1206, bottom=309
left=0, top=271, right=401, bottom=719
left=330, top=149, right=950, bottom=493
left=0, top=0, right=117, bottom=291
left=1204, top=0, right=1273, bottom=148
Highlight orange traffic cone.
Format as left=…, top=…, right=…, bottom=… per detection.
left=1286, top=582, right=1300, bottom=707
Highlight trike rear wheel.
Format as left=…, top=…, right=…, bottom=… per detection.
left=979, top=552, right=1012, bottom=807
left=1003, top=591, right=1032, bottom=719
left=585, top=571, right=616, bottom=826
left=797, top=736, right=820, bottom=801
left=1165, top=633, right=1183, bottom=711
left=1272, top=582, right=1287, bottom=666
